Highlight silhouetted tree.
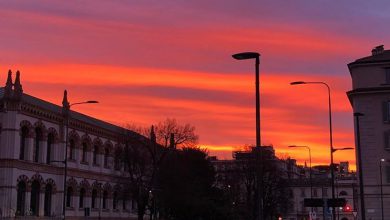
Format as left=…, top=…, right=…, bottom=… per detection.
left=156, top=147, right=234, bottom=220
left=231, top=146, right=291, bottom=220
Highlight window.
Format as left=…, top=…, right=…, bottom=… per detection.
left=386, top=166, right=390, bottom=183
left=66, top=187, right=73, bottom=207
left=385, top=131, right=390, bottom=150
left=383, top=101, right=390, bottom=122
left=300, top=188, right=306, bottom=197
left=339, top=190, right=348, bottom=196
left=44, top=184, right=52, bottom=216
left=34, top=128, right=42, bottom=163
left=69, top=140, right=76, bottom=160
left=386, top=68, right=390, bottom=84
left=114, top=149, right=121, bottom=171
left=82, top=143, right=88, bottom=162
left=113, top=191, right=118, bottom=210
left=20, top=127, right=28, bottom=160
left=322, top=188, right=328, bottom=197
left=16, top=182, right=26, bottom=216
left=93, top=145, right=99, bottom=165
left=123, top=196, right=127, bottom=210
left=103, top=191, right=108, bottom=209
left=313, top=188, right=318, bottom=197
left=92, top=189, right=97, bottom=208
left=79, top=188, right=85, bottom=208
left=46, top=133, right=54, bottom=164
left=30, top=180, right=40, bottom=216
left=104, top=148, right=109, bottom=167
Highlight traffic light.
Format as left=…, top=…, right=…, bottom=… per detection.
left=343, top=204, right=352, bottom=212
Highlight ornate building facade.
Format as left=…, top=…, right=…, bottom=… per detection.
left=0, top=71, right=147, bottom=219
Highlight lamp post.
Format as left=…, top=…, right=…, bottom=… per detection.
left=232, top=52, right=261, bottom=147
left=232, top=52, right=262, bottom=220
left=61, top=99, right=98, bottom=220
left=380, top=159, right=385, bottom=220
left=289, top=145, right=312, bottom=198
left=353, top=112, right=365, bottom=220
left=290, top=81, right=336, bottom=219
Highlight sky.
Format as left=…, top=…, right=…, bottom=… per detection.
left=1, top=0, right=390, bottom=169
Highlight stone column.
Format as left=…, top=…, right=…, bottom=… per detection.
left=39, top=190, right=45, bottom=216
left=25, top=138, right=34, bottom=162
left=25, top=192, right=31, bottom=216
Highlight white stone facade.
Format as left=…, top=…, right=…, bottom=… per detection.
left=347, top=45, right=390, bottom=219
left=0, top=71, right=142, bottom=219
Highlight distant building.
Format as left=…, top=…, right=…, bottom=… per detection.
left=0, top=71, right=148, bottom=219
left=212, top=146, right=357, bottom=220
left=347, top=45, right=390, bottom=219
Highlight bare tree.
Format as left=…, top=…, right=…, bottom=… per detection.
left=127, top=118, right=199, bottom=148
left=156, top=118, right=198, bottom=148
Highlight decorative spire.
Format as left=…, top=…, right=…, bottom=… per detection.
left=62, top=90, right=70, bottom=110
left=4, top=70, right=13, bottom=98
left=14, top=70, right=23, bottom=96
left=169, top=133, right=175, bottom=149
left=150, top=125, right=156, bottom=144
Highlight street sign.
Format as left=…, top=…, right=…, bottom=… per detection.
left=352, top=211, right=358, bottom=217
left=304, top=198, right=324, bottom=207
left=327, top=198, right=346, bottom=207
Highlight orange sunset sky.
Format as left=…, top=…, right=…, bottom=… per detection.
left=1, top=1, right=390, bottom=169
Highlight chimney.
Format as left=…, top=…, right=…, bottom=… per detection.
left=372, top=45, right=384, bottom=56
left=14, top=70, right=23, bottom=98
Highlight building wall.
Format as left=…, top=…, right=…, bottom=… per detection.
left=0, top=82, right=139, bottom=219
left=348, top=49, right=390, bottom=220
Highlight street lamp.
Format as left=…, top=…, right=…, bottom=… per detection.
left=380, top=158, right=386, bottom=220
left=290, top=81, right=337, bottom=219
left=232, top=52, right=262, bottom=220
left=232, top=52, right=261, bottom=147
left=353, top=112, right=366, bottom=220
left=289, top=145, right=312, bottom=198
left=61, top=95, right=98, bottom=220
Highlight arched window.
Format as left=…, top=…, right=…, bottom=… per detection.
left=30, top=180, right=40, bottom=216
left=34, top=128, right=42, bottom=163
left=16, top=181, right=26, bottom=216
left=114, top=149, right=121, bottom=170
left=113, top=191, right=118, bottom=210
left=104, top=148, right=109, bottom=167
left=19, top=127, right=28, bottom=160
left=82, top=143, right=88, bottom=162
left=44, top=184, right=52, bottom=216
left=69, top=140, right=75, bottom=160
left=123, top=195, right=127, bottom=210
left=66, top=187, right=73, bottom=207
left=46, top=133, right=54, bottom=164
left=93, top=145, right=99, bottom=165
left=92, top=189, right=98, bottom=208
left=79, top=188, right=86, bottom=208
left=103, top=190, right=108, bottom=209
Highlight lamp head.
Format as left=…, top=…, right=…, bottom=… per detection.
left=232, top=52, right=260, bottom=60
left=290, top=81, right=306, bottom=85
left=354, top=112, right=364, bottom=117
left=86, top=100, right=99, bottom=104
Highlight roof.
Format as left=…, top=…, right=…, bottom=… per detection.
left=1, top=87, right=143, bottom=139
left=348, top=50, right=390, bottom=67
